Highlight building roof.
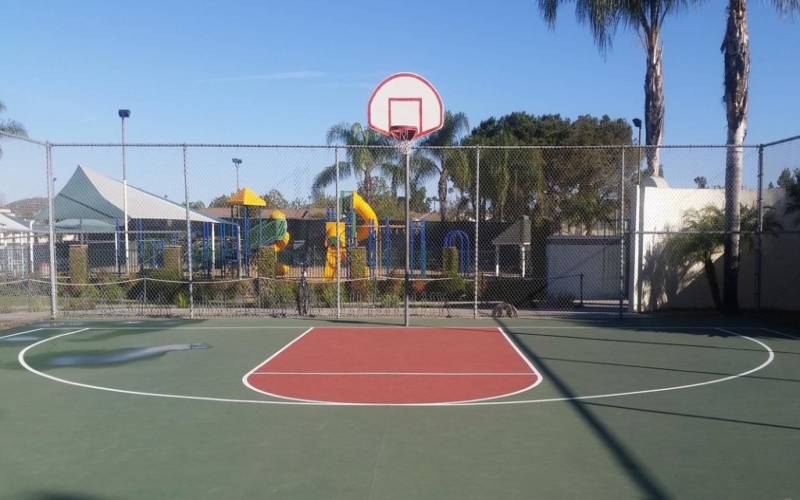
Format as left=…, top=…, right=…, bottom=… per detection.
left=0, top=212, right=31, bottom=232
left=492, top=216, right=531, bottom=246
left=41, top=165, right=220, bottom=224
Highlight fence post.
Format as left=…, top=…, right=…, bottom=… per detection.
left=755, top=144, right=764, bottom=311
left=619, top=147, right=626, bottom=319
left=335, top=147, right=341, bottom=319
left=182, top=144, right=194, bottom=319
left=473, top=147, right=480, bottom=319
left=46, top=142, right=58, bottom=319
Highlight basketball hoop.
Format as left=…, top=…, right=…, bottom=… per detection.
left=389, top=125, right=418, bottom=142
left=368, top=73, right=443, bottom=143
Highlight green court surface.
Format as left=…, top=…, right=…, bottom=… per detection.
left=1, top=317, right=798, bottom=499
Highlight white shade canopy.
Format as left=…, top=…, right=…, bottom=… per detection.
left=39, top=165, right=219, bottom=224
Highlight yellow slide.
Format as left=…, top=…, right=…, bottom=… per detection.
left=323, top=221, right=346, bottom=279
left=322, top=192, right=378, bottom=279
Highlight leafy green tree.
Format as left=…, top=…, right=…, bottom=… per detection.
left=208, top=194, right=233, bottom=208
left=694, top=176, right=708, bottom=189
left=464, top=113, right=634, bottom=232
left=418, top=111, right=470, bottom=221
left=668, top=204, right=780, bottom=310
left=537, top=1, right=701, bottom=178
left=312, top=122, right=396, bottom=202
left=778, top=167, right=800, bottom=225
left=0, top=99, right=27, bottom=160
left=721, top=0, right=799, bottom=312
left=261, top=189, right=288, bottom=208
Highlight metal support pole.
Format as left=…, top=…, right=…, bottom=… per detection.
left=619, top=148, right=626, bottom=318
left=404, top=145, right=411, bottom=327
left=46, top=143, right=57, bottom=319
left=335, top=147, right=341, bottom=319
left=121, top=118, right=130, bottom=274
left=755, top=144, right=764, bottom=311
left=210, top=223, right=216, bottom=277
left=182, top=145, right=194, bottom=319
left=473, top=148, right=480, bottom=319
left=28, top=220, right=35, bottom=277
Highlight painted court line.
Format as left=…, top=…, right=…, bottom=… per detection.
left=16, top=326, right=775, bottom=407
left=762, top=327, right=799, bottom=340
left=242, top=326, right=543, bottom=405
left=26, top=324, right=786, bottom=331
left=0, top=328, right=44, bottom=340
left=251, top=371, right=535, bottom=376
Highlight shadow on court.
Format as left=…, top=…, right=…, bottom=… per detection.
left=24, top=492, right=108, bottom=500
left=495, top=317, right=672, bottom=500
left=584, top=402, right=800, bottom=431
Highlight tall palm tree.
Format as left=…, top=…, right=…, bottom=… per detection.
left=312, top=122, right=394, bottom=202
left=0, top=99, right=27, bottom=159
left=537, top=1, right=700, bottom=178
left=721, top=0, right=798, bottom=312
left=418, top=111, right=469, bottom=221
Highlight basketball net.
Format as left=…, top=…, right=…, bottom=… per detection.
left=390, top=125, right=417, bottom=155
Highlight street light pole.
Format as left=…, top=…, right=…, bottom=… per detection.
left=118, top=109, right=131, bottom=274
left=232, top=158, right=242, bottom=191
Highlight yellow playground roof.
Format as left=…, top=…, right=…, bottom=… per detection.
left=228, top=188, right=267, bottom=207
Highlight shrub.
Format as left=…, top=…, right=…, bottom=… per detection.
left=256, top=246, right=277, bottom=278
left=260, top=280, right=297, bottom=308
left=442, top=246, right=459, bottom=275
left=312, top=282, right=339, bottom=308
left=101, top=283, right=126, bottom=303
left=428, top=275, right=468, bottom=300
left=174, top=292, right=190, bottom=308
left=347, top=247, right=374, bottom=301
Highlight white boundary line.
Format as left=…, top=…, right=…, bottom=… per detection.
left=460, top=327, right=775, bottom=406
left=241, top=327, right=543, bottom=405
left=21, top=324, right=793, bottom=331
left=16, top=326, right=775, bottom=408
left=761, top=327, right=799, bottom=340
left=0, top=327, right=43, bottom=340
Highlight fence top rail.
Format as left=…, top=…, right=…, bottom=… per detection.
left=761, top=134, right=800, bottom=148
left=0, top=130, right=47, bottom=146
left=4, top=130, right=796, bottom=149
left=46, top=142, right=764, bottom=150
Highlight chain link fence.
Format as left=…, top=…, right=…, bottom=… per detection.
left=1, top=131, right=798, bottom=322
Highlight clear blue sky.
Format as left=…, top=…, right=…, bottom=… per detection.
left=2, top=0, right=798, bottom=203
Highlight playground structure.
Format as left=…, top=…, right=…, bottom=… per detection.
left=228, top=188, right=290, bottom=277
left=323, top=191, right=428, bottom=280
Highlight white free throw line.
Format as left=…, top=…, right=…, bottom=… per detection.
left=250, top=371, right=536, bottom=376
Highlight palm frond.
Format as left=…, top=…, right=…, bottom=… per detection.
left=311, top=161, right=353, bottom=196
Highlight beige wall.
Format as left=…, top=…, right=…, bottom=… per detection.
left=630, top=185, right=799, bottom=311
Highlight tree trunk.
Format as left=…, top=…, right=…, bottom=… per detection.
left=363, top=170, right=373, bottom=202
left=722, top=0, right=749, bottom=314
left=644, top=30, right=665, bottom=177
left=703, top=257, right=723, bottom=311
left=438, top=167, right=448, bottom=222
